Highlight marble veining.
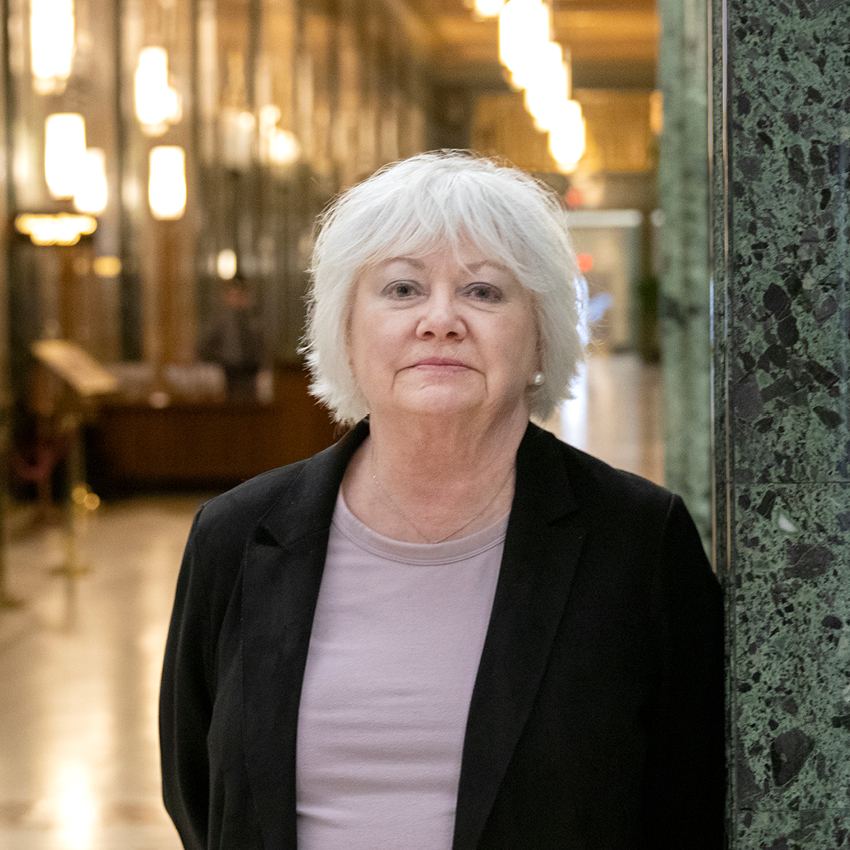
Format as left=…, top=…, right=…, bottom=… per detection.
left=726, top=1, right=850, bottom=487
left=718, top=0, right=850, bottom=847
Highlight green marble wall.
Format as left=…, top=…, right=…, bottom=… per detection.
left=657, top=0, right=713, bottom=547
left=714, top=0, right=850, bottom=846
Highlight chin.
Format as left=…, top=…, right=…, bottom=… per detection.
left=397, top=389, right=530, bottom=423
left=394, top=388, right=482, bottom=418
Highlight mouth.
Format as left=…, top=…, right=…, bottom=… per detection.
left=411, top=357, right=469, bottom=370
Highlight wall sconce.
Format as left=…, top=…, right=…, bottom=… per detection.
left=148, top=146, right=186, bottom=220
left=135, top=47, right=182, bottom=136
left=258, top=105, right=301, bottom=168
left=73, top=148, right=108, bottom=215
left=30, top=0, right=75, bottom=95
left=45, top=113, right=87, bottom=199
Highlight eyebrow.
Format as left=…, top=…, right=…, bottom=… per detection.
left=381, top=256, right=425, bottom=268
left=381, top=257, right=508, bottom=273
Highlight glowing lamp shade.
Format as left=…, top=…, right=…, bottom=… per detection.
left=268, top=129, right=301, bottom=167
left=148, top=146, right=186, bottom=220
left=45, top=113, right=86, bottom=199
left=258, top=106, right=301, bottom=168
left=73, top=148, right=107, bottom=214
left=522, top=43, right=568, bottom=131
left=499, top=0, right=550, bottom=84
left=217, top=249, right=237, bottom=280
left=30, top=0, right=75, bottom=94
left=135, top=47, right=181, bottom=134
left=473, top=0, right=505, bottom=17
left=548, top=100, right=586, bottom=173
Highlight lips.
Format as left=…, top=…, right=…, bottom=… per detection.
left=412, top=357, right=468, bottom=368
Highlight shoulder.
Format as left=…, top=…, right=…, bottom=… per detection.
left=191, top=458, right=312, bottom=544
left=521, top=422, right=680, bottom=526
left=520, top=424, right=713, bottom=583
left=188, top=420, right=368, bottom=556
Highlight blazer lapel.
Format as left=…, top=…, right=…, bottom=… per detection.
left=241, top=422, right=368, bottom=849
left=453, top=424, right=587, bottom=850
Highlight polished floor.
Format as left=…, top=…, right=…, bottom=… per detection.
left=0, top=353, right=662, bottom=850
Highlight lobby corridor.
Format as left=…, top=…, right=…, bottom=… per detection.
left=0, top=353, right=662, bottom=850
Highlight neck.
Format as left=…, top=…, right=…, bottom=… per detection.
left=342, top=407, right=529, bottom=543
left=368, top=406, right=528, bottom=484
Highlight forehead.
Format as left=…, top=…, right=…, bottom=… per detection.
left=363, top=241, right=515, bottom=275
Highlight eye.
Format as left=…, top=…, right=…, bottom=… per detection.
left=382, top=280, right=421, bottom=299
left=464, top=282, right=504, bottom=303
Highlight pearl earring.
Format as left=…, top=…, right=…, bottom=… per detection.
left=532, top=372, right=545, bottom=386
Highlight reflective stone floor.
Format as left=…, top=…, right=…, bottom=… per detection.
left=0, top=353, right=661, bottom=850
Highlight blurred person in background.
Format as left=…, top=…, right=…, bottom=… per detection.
left=198, top=272, right=265, bottom=401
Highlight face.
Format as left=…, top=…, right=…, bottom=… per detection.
left=347, top=245, right=540, bottom=425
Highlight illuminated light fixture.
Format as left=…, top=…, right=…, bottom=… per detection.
left=93, top=256, right=122, bottom=277
left=45, top=113, right=86, bottom=199
left=148, top=146, right=186, bottom=220
left=217, top=249, right=237, bottom=280
left=268, top=130, right=301, bottom=167
left=30, top=0, right=75, bottom=95
left=135, top=47, right=182, bottom=136
left=258, top=105, right=302, bottom=168
left=523, top=42, right=569, bottom=131
left=493, top=0, right=586, bottom=171
left=498, top=0, right=550, bottom=88
left=470, top=0, right=505, bottom=17
left=548, top=100, right=586, bottom=173
left=15, top=213, right=97, bottom=246
left=258, top=104, right=281, bottom=136
left=73, top=148, right=108, bottom=215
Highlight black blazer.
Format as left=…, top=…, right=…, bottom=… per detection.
left=160, top=421, right=724, bottom=850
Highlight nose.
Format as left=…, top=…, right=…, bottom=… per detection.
left=416, top=289, right=466, bottom=340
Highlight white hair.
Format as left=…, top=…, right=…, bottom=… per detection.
left=302, top=150, right=584, bottom=425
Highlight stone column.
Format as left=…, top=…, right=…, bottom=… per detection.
left=657, top=0, right=712, bottom=545
left=714, top=1, right=850, bottom=846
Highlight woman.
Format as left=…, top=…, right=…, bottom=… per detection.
left=160, top=151, right=724, bottom=850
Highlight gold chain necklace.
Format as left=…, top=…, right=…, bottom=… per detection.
left=370, top=445, right=514, bottom=545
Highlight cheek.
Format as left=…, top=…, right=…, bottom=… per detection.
left=507, top=314, right=539, bottom=374
left=347, top=309, right=396, bottom=394
left=347, top=329, right=370, bottom=383
left=346, top=293, right=373, bottom=374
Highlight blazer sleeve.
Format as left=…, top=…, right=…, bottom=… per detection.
left=643, top=494, right=725, bottom=849
left=160, top=507, right=215, bottom=850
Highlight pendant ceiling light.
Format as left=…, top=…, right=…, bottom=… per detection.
left=30, top=0, right=75, bottom=94
left=495, top=0, right=586, bottom=172
left=471, top=0, right=505, bottom=18
left=135, top=47, right=182, bottom=136
left=45, top=113, right=87, bottom=199
left=148, top=146, right=187, bottom=220
left=74, top=148, right=108, bottom=215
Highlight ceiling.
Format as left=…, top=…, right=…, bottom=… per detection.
left=400, top=0, right=659, bottom=91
